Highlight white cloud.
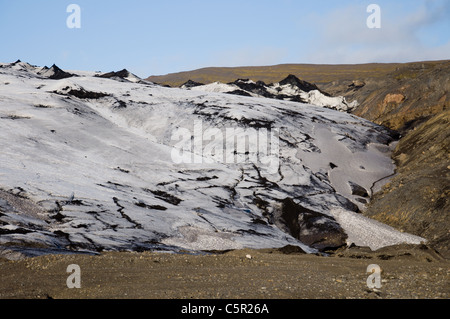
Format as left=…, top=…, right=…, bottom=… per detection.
left=303, top=1, right=450, bottom=64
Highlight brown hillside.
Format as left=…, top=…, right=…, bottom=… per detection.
left=363, top=109, right=450, bottom=257
left=324, top=60, right=450, bottom=132
left=146, top=63, right=402, bottom=87
left=146, top=61, right=446, bottom=88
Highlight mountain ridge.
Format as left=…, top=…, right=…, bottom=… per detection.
left=146, top=60, right=448, bottom=87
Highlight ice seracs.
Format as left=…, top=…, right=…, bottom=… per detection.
left=96, top=68, right=142, bottom=83
left=0, top=61, right=424, bottom=259
left=181, top=74, right=358, bottom=112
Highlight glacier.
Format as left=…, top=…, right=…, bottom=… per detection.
left=0, top=61, right=424, bottom=259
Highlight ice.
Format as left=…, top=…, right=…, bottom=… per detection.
left=0, top=61, right=425, bottom=258
left=188, top=82, right=240, bottom=93
left=330, top=208, right=425, bottom=250
left=296, top=125, right=396, bottom=211
left=184, top=79, right=357, bottom=111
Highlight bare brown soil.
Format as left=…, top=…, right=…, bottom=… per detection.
left=1, top=245, right=448, bottom=299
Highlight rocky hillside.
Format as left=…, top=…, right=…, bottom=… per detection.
left=318, top=62, right=449, bottom=258
left=324, top=61, right=449, bottom=258
left=363, top=109, right=449, bottom=257
left=323, top=60, right=450, bottom=132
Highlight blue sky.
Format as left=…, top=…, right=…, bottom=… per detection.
left=0, top=0, right=449, bottom=77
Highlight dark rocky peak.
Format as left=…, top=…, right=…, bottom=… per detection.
left=229, top=79, right=273, bottom=98
left=98, top=69, right=139, bottom=79
left=6, top=60, right=55, bottom=77
left=225, top=89, right=252, bottom=97
left=181, top=79, right=204, bottom=88
left=114, top=69, right=132, bottom=78
left=96, top=69, right=142, bottom=83
left=99, top=69, right=128, bottom=78
left=279, top=74, right=320, bottom=93
left=9, top=60, right=34, bottom=70
left=38, top=64, right=74, bottom=80
left=48, top=64, right=74, bottom=79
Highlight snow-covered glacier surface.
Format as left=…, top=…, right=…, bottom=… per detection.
left=0, top=61, right=424, bottom=259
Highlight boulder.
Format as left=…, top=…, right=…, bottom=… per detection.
left=273, top=198, right=348, bottom=251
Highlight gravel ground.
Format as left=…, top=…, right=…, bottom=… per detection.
left=0, top=245, right=448, bottom=300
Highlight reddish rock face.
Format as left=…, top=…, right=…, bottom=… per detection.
left=382, top=93, right=405, bottom=106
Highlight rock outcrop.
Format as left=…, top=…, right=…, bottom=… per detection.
left=182, top=75, right=358, bottom=112
left=322, top=60, right=449, bottom=132
left=363, top=109, right=450, bottom=257
left=272, top=198, right=348, bottom=251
